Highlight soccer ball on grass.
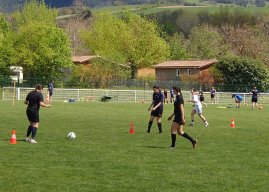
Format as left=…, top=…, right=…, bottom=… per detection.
left=67, top=132, right=76, bottom=139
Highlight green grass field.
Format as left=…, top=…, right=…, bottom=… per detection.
left=0, top=101, right=268, bottom=191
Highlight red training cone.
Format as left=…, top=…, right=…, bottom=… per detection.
left=129, top=122, right=135, bottom=134
left=230, top=119, right=235, bottom=128
left=10, top=130, right=17, bottom=144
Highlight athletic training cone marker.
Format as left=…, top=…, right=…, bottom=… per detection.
left=10, top=130, right=17, bottom=144
left=230, top=119, right=235, bottom=128
left=129, top=122, right=135, bottom=134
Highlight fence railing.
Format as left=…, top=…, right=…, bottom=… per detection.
left=2, top=87, right=269, bottom=104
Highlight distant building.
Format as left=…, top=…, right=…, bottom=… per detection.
left=72, top=55, right=98, bottom=65
left=153, top=59, right=218, bottom=81
left=10, top=66, right=23, bottom=83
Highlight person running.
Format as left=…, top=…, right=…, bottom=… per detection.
left=189, top=88, right=209, bottom=127
left=48, top=80, right=54, bottom=101
left=232, top=94, right=243, bottom=108
left=210, top=87, right=216, bottom=104
left=163, top=89, right=168, bottom=104
left=24, top=84, right=51, bottom=144
left=199, top=90, right=207, bottom=107
left=250, top=86, right=260, bottom=110
left=170, top=89, right=174, bottom=103
left=168, top=86, right=197, bottom=148
left=147, top=85, right=164, bottom=133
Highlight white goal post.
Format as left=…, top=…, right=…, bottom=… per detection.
left=2, top=87, right=269, bottom=104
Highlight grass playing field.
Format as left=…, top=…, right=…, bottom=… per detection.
left=0, top=100, right=268, bottom=191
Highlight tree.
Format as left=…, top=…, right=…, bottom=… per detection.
left=81, top=11, right=169, bottom=78
left=188, top=25, right=225, bottom=59
left=0, top=16, right=12, bottom=75
left=166, top=33, right=189, bottom=60
left=221, top=25, right=269, bottom=65
left=12, top=0, right=58, bottom=29
left=214, top=57, right=269, bottom=91
left=10, top=23, right=73, bottom=79
left=5, top=0, right=73, bottom=79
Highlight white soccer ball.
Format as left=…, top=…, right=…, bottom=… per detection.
left=67, top=132, right=76, bottom=139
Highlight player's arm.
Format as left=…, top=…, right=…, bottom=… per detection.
left=148, top=101, right=154, bottom=111
left=40, top=101, right=50, bottom=108
left=152, top=101, right=162, bottom=111
left=24, top=100, right=29, bottom=105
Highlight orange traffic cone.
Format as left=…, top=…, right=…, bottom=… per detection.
left=230, top=119, right=235, bottom=128
left=10, top=130, right=17, bottom=144
left=46, top=95, right=50, bottom=102
left=129, top=122, right=135, bottom=134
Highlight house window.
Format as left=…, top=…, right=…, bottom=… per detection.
left=187, top=69, right=191, bottom=76
left=176, top=69, right=180, bottom=76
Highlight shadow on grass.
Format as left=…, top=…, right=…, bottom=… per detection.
left=143, top=145, right=168, bottom=149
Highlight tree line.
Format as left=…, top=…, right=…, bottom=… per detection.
left=0, top=1, right=269, bottom=90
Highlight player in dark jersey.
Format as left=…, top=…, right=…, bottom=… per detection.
left=210, top=87, right=216, bottom=104
left=250, top=86, right=259, bottom=110
left=147, top=85, right=164, bottom=133
left=24, top=84, right=50, bottom=144
left=168, top=86, right=197, bottom=148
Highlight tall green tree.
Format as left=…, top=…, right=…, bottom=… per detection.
left=12, top=0, right=58, bottom=28
left=166, top=33, right=189, bottom=60
left=188, top=25, right=225, bottom=59
left=215, top=57, right=269, bottom=91
left=11, top=23, right=72, bottom=79
left=0, top=16, right=12, bottom=75
left=7, top=1, right=73, bottom=79
left=81, top=11, right=169, bottom=78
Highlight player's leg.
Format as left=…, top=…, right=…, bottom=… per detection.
left=189, top=109, right=196, bottom=126
left=170, top=121, right=178, bottom=147
left=147, top=115, right=155, bottom=133
left=198, top=113, right=209, bottom=127
left=156, top=116, right=162, bottom=133
left=177, top=125, right=197, bottom=148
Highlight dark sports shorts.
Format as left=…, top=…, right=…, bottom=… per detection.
left=151, top=109, right=163, bottom=117
left=252, top=98, right=257, bottom=103
left=26, top=108, right=39, bottom=122
left=200, top=96, right=204, bottom=102
left=211, top=94, right=215, bottom=98
left=173, top=116, right=184, bottom=125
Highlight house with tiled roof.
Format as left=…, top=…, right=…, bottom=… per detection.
left=153, top=59, right=218, bottom=81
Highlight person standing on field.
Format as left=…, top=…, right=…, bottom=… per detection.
left=189, top=88, right=209, bottom=127
left=147, top=85, right=164, bottom=134
left=250, top=86, right=260, bottom=110
left=199, top=90, right=207, bottom=107
left=48, top=80, right=54, bottom=101
left=24, top=84, right=50, bottom=144
left=210, top=87, right=216, bottom=104
left=168, top=86, right=197, bottom=148
left=232, top=94, right=243, bottom=108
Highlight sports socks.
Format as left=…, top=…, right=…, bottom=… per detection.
left=32, top=127, right=38, bottom=139
left=181, top=132, right=195, bottom=143
left=26, top=125, right=33, bottom=137
left=171, top=134, right=176, bottom=147
left=147, top=120, right=153, bottom=132
left=157, top=123, right=162, bottom=133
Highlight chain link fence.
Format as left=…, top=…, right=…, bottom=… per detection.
left=0, top=76, right=267, bottom=93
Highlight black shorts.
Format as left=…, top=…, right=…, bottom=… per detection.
left=252, top=98, right=257, bottom=103
left=151, top=109, right=163, bottom=117
left=26, top=108, right=39, bottom=123
left=211, top=94, right=215, bottom=98
left=200, top=96, right=204, bottom=102
left=173, top=116, right=183, bottom=125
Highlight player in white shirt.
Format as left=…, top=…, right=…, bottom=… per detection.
left=188, top=88, right=209, bottom=127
